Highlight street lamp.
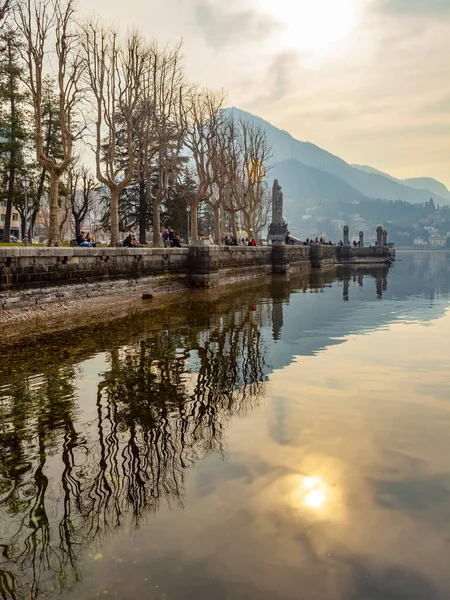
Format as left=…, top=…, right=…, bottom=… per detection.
left=21, top=176, right=30, bottom=246
left=186, top=204, right=191, bottom=245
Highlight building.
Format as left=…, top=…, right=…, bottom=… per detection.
left=0, top=201, right=20, bottom=238
left=429, top=235, right=447, bottom=248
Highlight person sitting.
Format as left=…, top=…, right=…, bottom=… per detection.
left=77, top=232, right=92, bottom=247
left=171, top=235, right=182, bottom=248
left=86, top=232, right=97, bottom=247
left=248, top=238, right=257, bottom=247
left=123, top=232, right=140, bottom=247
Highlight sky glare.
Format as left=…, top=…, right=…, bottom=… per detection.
left=81, top=0, right=450, bottom=187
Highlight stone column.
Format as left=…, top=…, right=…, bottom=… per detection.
left=343, top=277, right=349, bottom=301
left=376, top=276, right=383, bottom=298
left=376, top=226, right=383, bottom=246
left=272, top=243, right=289, bottom=275
left=359, top=231, right=364, bottom=247
left=188, top=242, right=220, bottom=287
left=382, top=229, right=388, bottom=246
left=343, top=225, right=350, bottom=247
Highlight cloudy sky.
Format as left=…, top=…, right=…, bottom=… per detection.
left=80, top=0, right=450, bottom=186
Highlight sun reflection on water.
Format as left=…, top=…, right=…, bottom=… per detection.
left=305, top=490, right=326, bottom=508
left=290, top=475, right=330, bottom=513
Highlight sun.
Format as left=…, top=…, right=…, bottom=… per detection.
left=259, top=0, right=357, bottom=53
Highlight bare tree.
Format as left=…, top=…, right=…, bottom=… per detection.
left=144, top=42, right=186, bottom=246
left=206, top=121, right=237, bottom=244
left=183, top=88, right=225, bottom=241
left=252, top=181, right=271, bottom=239
left=82, top=24, right=147, bottom=246
left=233, top=119, right=272, bottom=237
left=67, top=163, right=95, bottom=237
left=17, top=0, right=84, bottom=246
left=220, top=118, right=244, bottom=239
left=0, top=0, right=12, bottom=24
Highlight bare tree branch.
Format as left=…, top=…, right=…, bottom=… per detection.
left=16, top=0, right=84, bottom=245
left=82, top=23, right=147, bottom=246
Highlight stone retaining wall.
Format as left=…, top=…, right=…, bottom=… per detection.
left=218, top=246, right=273, bottom=275
left=336, top=245, right=392, bottom=263
left=1, top=243, right=391, bottom=312
left=0, top=247, right=189, bottom=293
left=286, top=246, right=313, bottom=269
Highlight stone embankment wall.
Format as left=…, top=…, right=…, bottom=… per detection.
left=336, top=245, right=392, bottom=263
left=0, top=247, right=189, bottom=291
left=218, top=246, right=273, bottom=275
left=0, top=243, right=388, bottom=312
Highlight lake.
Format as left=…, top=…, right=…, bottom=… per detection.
left=1, top=251, right=450, bottom=600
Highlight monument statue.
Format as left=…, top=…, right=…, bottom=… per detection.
left=268, top=179, right=289, bottom=242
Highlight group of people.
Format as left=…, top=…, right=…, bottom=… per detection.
left=76, top=231, right=98, bottom=247
left=161, top=228, right=183, bottom=247
left=161, top=227, right=183, bottom=248
left=221, top=235, right=257, bottom=246
left=303, top=237, right=334, bottom=246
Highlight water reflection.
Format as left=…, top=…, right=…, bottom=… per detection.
left=0, top=300, right=268, bottom=599
left=2, top=253, right=450, bottom=599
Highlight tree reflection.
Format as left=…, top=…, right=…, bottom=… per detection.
left=0, top=307, right=267, bottom=599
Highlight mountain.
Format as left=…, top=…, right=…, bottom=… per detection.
left=403, top=178, right=450, bottom=202
left=275, top=159, right=367, bottom=203
left=352, top=164, right=396, bottom=181
left=353, top=166, right=450, bottom=202
left=225, top=107, right=449, bottom=205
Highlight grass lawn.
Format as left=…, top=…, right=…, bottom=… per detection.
left=0, top=242, right=46, bottom=247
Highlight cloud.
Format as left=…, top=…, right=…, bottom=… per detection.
left=195, top=1, right=275, bottom=48
left=243, top=51, right=301, bottom=107
left=376, top=0, right=450, bottom=16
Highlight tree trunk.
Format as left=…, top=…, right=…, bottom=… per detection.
left=244, top=210, right=254, bottom=239
left=3, top=48, right=16, bottom=243
left=73, top=214, right=81, bottom=238
left=47, top=173, right=61, bottom=246
left=110, top=188, right=119, bottom=247
left=213, top=204, right=221, bottom=245
left=190, top=201, right=199, bottom=241
left=31, top=208, right=38, bottom=240
left=152, top=195, right=161, bottom=247
left=230, top=211, right=237, bottom=238
left=139, top=179, right=147, bottom=245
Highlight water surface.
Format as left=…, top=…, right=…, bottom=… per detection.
left=1, top=251, right=450, bottom=599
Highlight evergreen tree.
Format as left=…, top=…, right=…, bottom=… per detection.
left=0, top=28, right=27, bottom=241
left=163, top=169, right=198, bottom=240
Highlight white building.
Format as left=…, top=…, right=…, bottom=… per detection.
left=0, top=201, right=20, bottom=238
left=429, top=235, right=447, bottom=247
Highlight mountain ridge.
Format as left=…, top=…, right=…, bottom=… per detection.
left=225, top=107, right=449, bottom=205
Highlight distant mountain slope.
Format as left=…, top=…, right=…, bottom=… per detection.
left=225, top=107, right=448, bottom=205
left=275, top=159, right=368, bottom=223
left=274, top=158, right=367, bottom=202
left=403, top=178, right=450, bottom=201
left=353, top=166, right=450, bottom=202
left=352, top=164, right=396, bottom=181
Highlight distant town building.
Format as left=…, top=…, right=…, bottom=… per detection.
left=429, top=235, right=447, bottom=247
left=0, top=201, right=20, bottom=238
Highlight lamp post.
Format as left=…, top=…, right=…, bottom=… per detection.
left=21, top=176, right=30, bottom=246
left=186, top=204, right=191, bottom=245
